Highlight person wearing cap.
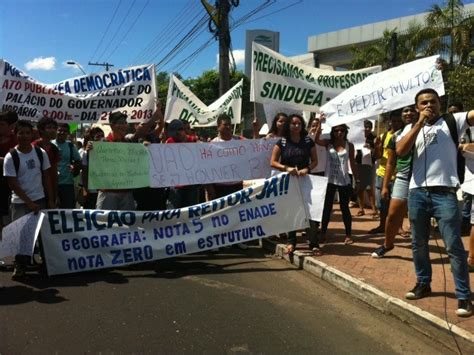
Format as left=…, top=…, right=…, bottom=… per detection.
left=166, top=119, right=200, bottom=208
left=90, top=103, right=163, bottom=210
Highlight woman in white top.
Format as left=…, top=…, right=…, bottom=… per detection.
left=315, top=124, right=359, bottom=245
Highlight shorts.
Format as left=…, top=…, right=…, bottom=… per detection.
left=391, top=177, right=409, bottom=200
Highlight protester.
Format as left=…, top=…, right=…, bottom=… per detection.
left=3, top=120, right=54, bottom=279
left=270, top=114, right=318, bottom=255
left=81, top=126, right=105, bottom=209
left=449, top=101, right=473, bottom=235
left=34, top=117, right=60, bottom=207
left=315, top=123, right=359, bottom=245
left=0, top=111, right=18, bottom=233
left=354, top=120, right=377, bottom=217
left=166, top=119, right=200, bottom=209
left=266, top=113, right=288, bottom=139
left=91, top=103, right=163, bottom=210
left=396, top=88, right=474, bottom=317
left=372, top=106, right=417, bottom=258
left=53, top=123, right=81, bottom=208
left=369, top=112, right=404, bottom=234
left=461, top=140, right=474, bottom=272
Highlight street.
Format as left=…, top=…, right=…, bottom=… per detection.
left=1, top=246, right=447, bottom=354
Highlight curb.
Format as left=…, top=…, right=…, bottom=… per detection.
left=263, top=239, right=474, bottom=353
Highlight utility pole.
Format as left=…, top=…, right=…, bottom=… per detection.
left=88, top=62, right=114, bottom=71
left=201, top=0, right=233, bottom=95
left=218, top=0, right=230, bottom=95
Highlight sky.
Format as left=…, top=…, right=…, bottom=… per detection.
left=1, top=0, right=473, bottom=84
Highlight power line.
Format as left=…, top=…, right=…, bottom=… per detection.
left=131, top=0, right=200, bottom=65
left=105, top=0, right=151, bottom=62
left=96, top=0, right=137, bottom=62
left=89, top=0, right=123, bottom=62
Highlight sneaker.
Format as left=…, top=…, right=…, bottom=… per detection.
left=371, top=245, right=394, bottom=258
left=405, top=283, right=431, bottom=300
left=456, top=299, right=473, bottom=317
left=11, top=264, right=26, bottom=280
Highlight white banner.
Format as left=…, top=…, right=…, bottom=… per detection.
left=250, top=42, right=381, bottom=111
left=0, top=60, right=157, bottom=123
left=321, top=56, right=445, bottom=126
left=164, top=75, right=242, bottom=127
left=41, top=174, right=308, bottom=275
left=0, top=212, right=44, bottom=259
left=148, top=138, right=276, bottom=187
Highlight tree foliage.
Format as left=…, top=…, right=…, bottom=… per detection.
left=446, top=65, right=474, bottom=108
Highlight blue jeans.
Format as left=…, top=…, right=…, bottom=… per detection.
left=462, top=192, right=473, bottom=223
left=408, top=188, right=471, bottom=299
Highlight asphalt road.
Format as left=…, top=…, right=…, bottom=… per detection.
left=0, top=247, right=449, bottom=354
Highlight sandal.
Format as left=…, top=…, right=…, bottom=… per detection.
left=399, top=229, right=410, bottom=238
left=312, top=247, right=323, bottom=256
left=344, top=237, right=354, bottom=245
left=356, top=210, right=365, bottom=216
left=285, top=244, right=295, bottom=255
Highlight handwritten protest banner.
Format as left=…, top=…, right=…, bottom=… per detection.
left=250, top=42, right=381, bottom=111
left=0, top=59, right=156, bottom=123
left=320, top=56, right=445, bottom=126
left=148, top=138, right=276, bottom=187
left=0, top=212, right=44, bottom=259
left=41, top=174, right=308, bottom=275
left=88, top=142, right=150, bottom=190
left=165, top=75, right=242, bottom=127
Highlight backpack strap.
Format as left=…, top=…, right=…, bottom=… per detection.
left=9, top=148, right=19, bottom=175
left=68, top=141, right=73, bottom=163
left=442, top=112, right=459, bottom=146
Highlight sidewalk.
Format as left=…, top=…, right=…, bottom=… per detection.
left=265, top=206, right=474, bottom=352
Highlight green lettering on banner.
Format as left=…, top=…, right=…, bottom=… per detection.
left=89, top=142, right=149, bottom=190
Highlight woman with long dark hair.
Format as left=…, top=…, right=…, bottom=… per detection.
left=315, top=123, right=359, bottom=245
left=270, top=114, right=318, bottom=255
left=266, top=112, right=288, bottom=139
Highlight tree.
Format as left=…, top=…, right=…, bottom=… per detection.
left=425, top=0, right=474, bottom=65
left=446, top=65, right=474, bottom=108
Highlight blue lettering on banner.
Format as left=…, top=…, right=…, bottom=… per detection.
left=110, top=245, right=153, bottom=265
left=48, top=210, right=136, bottom=235
left=238, top=203, right=277, bottom=222
left=141, top=209, right=181, bottom=223
left=197, top=226, right=266, bottom=249
left=61, top=231, right=143, bottom=251
left=188, top=187, right=253, bottom=218
left=68, top=254, right=105, bottom=271
left=255, top=175, right=289, bottom=200
left=165, top=242, right=187, bottom=256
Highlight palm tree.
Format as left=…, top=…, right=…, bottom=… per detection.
left=425, top=0, right=474, bottom=65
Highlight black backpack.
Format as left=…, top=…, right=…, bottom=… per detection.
left=442, top=113, right=466, bottom=184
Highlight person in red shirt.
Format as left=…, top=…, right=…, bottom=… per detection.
left=0, top=111, right=18, bottom=232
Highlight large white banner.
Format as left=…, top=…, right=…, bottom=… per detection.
left=165, top=75, right=242, bottom=127
left=0, top=60, right=157, bottom=123
left=148, top=138, right=276, bottom=187
left=41, top=174, right=308, bottom=275
left=250, top=42, right=381, bottom=111
left=320, top=56, right=445, bottom=126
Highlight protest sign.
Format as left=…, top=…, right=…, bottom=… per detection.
left=320, top=56, right=445, bottom=126
left=0, top=212, right=44, bottom=259
left=165, top=75, right=242, bottom=127
left=0, top=59, right=156, bottom=123
left=88, top=142, right=150, bottom=190
left=300, top=175, right=328, bottom=222
left=250, top=42, right=381, bottom=111
left=148, top=138, right=276, bottom=187
left=41, top=174, right=309, bottom=275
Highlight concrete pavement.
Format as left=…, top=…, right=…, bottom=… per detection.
left=264, top=206, right=474, bottom=353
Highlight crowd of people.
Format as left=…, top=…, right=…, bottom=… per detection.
left=0, top=88, right=473, bottom=317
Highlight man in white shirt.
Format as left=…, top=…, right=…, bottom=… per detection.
left=396, top=88, right=474, bottom=317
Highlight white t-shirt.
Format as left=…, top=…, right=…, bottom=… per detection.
left=309, top=133, right=327, bottom=174
left=325, top=142, right=351, bottom=186
left=408, top=112, right=469, bottom=189
left=3, top=146, right=51, bottom=204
